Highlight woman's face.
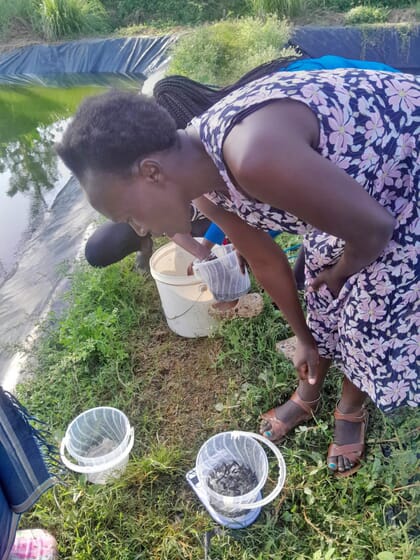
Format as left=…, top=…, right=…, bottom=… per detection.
left=83, top=164, right=192, bottom=237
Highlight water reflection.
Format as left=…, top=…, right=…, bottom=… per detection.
left=0, top=85, right=105, bottom=280
left=0, top=125, right=58, bottom=207
left=0, top=77, right=143, bottom=385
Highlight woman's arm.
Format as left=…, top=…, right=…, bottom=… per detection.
left=194, top=195, right=320, bottom=382
left=223, top=99, right=396, bottom=295
left=170, top=233, right=212, bottom=261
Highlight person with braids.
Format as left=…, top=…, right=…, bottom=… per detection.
left=83, top=57, right=294, bottom=273
left=57, top=57, right=419, bottom=478
left=85, top=55, right=393, bottom=276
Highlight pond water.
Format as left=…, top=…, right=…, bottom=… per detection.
left=0, top=79, right=143, bottom=387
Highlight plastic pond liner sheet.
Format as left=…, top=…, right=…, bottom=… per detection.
left=0, top=26, right=419, bottom=87
left=0, top=35, right=177, bottom=86
left=290, top=25, right=420, bottom=75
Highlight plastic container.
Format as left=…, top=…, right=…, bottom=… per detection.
left=60, top=407, right=134, bottom=484
left=193, top=244, right=250, bottom=302
left=149, top=240, right=218, bottom=338
left=196, top=431, right=286, bottom=523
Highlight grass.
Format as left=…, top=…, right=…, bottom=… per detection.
left=0, top=0, right=109, bottom=41
left=1, top=0, right=417, bottom=43
left=17, top=241, right=419, bottom=559
left=36, top=0, right=110, bottom=41
left=168, top=16, right=296, bottom=86
left=344, top=5, right=390, bottom=24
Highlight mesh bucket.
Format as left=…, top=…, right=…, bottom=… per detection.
left=60, top=407, right=134, bottom=484
left=193, top=245, right=250, bottom=302
left=196, top=431, right=286, bottom=522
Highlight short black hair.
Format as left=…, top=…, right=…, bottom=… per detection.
left=56, top=90, right=177, bottom=179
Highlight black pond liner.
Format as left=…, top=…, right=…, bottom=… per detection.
left=1, top=25, right=419, bottom=87
left=0, top=35, right=177, bottom=86
left=290, top=25, right=420, bottom=75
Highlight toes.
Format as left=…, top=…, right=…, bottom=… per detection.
left=333, top=455, right=354, bottom=473
left=259, top=420, right=272, bottom=439
left=343, top=457, right=353, bottom=471
left=328, top=456, right=338, bottom=472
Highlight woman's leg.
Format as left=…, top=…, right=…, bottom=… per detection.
left=328, top=377, right=367, bottom=475
left=260, top=356, right=331, bottom=441
left=85, top=222, right=152, bottom=267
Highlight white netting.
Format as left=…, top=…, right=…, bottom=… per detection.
left=193, top=244, right=250, bottom=302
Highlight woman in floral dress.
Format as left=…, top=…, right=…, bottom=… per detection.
left=56, top=68, right=419, bottom=477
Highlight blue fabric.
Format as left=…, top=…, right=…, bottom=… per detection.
left=204, top=222, right=279, bottom=244
left=203, top=222, right=225, bottom=245
left=0, top=389, right=57, bottom=560
left=284, top=55, right=398, bottom=73
left=0, top=485, right=20, bottom=560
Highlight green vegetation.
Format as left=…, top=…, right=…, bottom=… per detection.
left=168, top=16, right=295, bottom=85
left=344, top=5, right=390, bottom=24
left=36, top=0, right=110, bottom=41
left=0, top=0, right=110, bottom=41
left=250, top=0, right=307, bottom=18
left=0, top=0, right=418, bottom=42
left=2, top=0, right=419, bottom=556
left=18, top=247, right=419, bottom=559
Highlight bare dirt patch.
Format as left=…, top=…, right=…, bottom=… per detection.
left=131, top=323, right=241, bottom=448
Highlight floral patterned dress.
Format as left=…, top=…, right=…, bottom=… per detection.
left=191, top=69, right=419, bottom=412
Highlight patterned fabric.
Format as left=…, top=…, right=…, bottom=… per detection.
left=9, top=530, right=57, bottom=560
left=191, top=69, right=419, bottom=412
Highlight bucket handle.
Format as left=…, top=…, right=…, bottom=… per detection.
left=228, top=431, right=287, bottom=510
left=60, top=427, right=135, bottom=474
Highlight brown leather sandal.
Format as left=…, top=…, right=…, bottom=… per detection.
left=259, top=390, right=320, bottom=444
left=327, top=406, right=369, bottom=478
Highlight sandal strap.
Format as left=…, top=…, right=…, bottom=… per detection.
left=290, top=390, right=320, bottom=415
left=334, top=406, right=367, bottom=423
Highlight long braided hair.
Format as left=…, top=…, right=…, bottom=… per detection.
left=153, top=55, right=306, bottom=128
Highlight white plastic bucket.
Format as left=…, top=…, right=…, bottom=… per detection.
left=60, top=407, right=134, bottom=485
left=149, top=241, right=219, bottom=338
left=196, top=431, right=286, bottom=522
left=193, top=244, right=250, bottom=302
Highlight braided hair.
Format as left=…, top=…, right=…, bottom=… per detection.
left=153, top=55, right=306, bottom=128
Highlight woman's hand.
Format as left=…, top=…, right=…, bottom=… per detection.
left=310, top=265, right=347, bottom=298
left=293, top=338, right=320, bottom=385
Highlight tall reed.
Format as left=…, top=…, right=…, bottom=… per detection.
left=36, top=0, right=109, bottom=40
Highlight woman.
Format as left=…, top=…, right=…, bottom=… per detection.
left=85, top=56, right=396, bottom=271
left=56, top=66, right=419, bottom=477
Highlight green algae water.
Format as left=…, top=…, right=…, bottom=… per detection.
left=0, top=84, right=106, bottom=278
left=0, top=79, right=142, bottom=386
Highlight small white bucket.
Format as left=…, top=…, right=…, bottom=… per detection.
left=149, top=241, right=218, bottom=338
left=193, top=244, right=250, bottom=302
left=196, top=431, right=286, bottom=523
left=60, top=407, right=134, bottom=485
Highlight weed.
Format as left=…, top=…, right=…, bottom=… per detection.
left=35, top=0, right=110, bottom=40
left=345, top=5, right=390, bottom=24
left=15, top=247, right=419, bottom=557
left=168, top=16, right=295, bottom=86
left=0, top=0, right=34, bottom=37
left=250, top=0, right=307, bottom=18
